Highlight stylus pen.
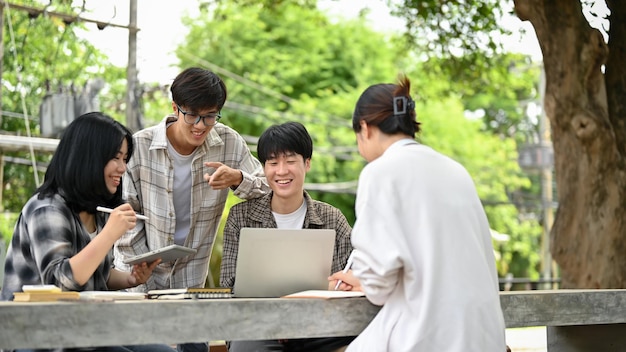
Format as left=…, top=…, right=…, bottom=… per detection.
left=334, top=251, right=355, bottom=290
left=96, top=206, right=149, bottom=221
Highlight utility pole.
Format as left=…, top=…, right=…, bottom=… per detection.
left=125, top=0, right=141, bottom=133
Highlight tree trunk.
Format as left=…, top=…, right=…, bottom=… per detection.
left=514, top=0, right=626, bottom=288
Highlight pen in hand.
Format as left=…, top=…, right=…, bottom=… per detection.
left=96, top=206, right=149, bottom=221
left=334, top=251, right=355, bottom=291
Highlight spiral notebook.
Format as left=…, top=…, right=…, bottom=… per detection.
left=147, top=287, right=233, bottom=299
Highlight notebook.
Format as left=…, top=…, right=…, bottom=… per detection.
left=232, top=228, right=336, bottom=298
left=147, top=287, right=233, bottom=300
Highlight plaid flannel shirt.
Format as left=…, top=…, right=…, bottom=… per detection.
left=220, top=191, right=353, bottom=288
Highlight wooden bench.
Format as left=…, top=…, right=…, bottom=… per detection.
left=1, top=289, right=625, bottom=351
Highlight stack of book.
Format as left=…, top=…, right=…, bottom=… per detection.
left=147, top=287, right=233, bottom=300
left=13, top=285, right=80, bottom=302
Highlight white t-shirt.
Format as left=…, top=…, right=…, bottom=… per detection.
left=167, top=141, right=195, bottom=246
left=272, top=200, right=306, bottom=229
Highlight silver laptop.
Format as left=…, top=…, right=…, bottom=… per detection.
left=232, top=228, right=336, bottom=298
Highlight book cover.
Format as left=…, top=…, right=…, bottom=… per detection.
left=13, top=291, right=80, bottom=302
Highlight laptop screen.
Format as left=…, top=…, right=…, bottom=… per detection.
left=232, top=228, right=336, bottom=298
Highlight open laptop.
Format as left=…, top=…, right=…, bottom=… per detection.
left=232, top=228, right=336, bottom=298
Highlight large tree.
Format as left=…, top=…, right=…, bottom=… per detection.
left=394, top=0, right=624, bottom=288
left=513, top=1, right=625, bottom=289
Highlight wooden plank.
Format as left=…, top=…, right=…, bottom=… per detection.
left=0, top=134, right=59, bottom=153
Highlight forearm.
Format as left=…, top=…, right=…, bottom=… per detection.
left=107, top=269, right=133, bottom=290
left=69, top=232, right=117, bottom=286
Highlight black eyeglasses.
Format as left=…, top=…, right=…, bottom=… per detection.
left=176, top=103, right=222, bottom=126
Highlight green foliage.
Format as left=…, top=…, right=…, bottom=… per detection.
left=0, top=213, right=19, bottom=249
left=176, top=1, right=405, bottom=222
left=139, top=84, right=172, bottom=127
left=391, top=0, right=508, bottom=82
left=0, top=0, right=545, bottom=284
left=207, top=193, right=244, bottom=287
left=1, top=2, right=127, bottom=212
left=173, top=0, right=544, bottom=281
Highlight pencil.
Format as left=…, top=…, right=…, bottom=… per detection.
left=334, top=251, right=355, bottom=290
left=96, top=206, right=149, bottom=221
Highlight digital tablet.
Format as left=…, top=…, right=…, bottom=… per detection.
left=123, top=245, right=197, bottom=265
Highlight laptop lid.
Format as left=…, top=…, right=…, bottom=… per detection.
left=232, top=228, right=336, bottom=298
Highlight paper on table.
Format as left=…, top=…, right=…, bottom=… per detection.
left=22, top=285, right=61, bottom=293
left=282, top=290, right=365, bottom=299
left=79, top=291, right=147, bottom=301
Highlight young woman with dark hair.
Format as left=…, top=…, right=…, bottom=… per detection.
left=330, top=76, right=507, bottom=351
left=1, top=112, right=174, bottom=352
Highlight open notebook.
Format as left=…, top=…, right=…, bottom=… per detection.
left=233, top=228, right=336, bottom=298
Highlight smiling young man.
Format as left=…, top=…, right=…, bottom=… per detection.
left=113, top=67, right=270, bottom=352
left=220, top=121, right=354, bottom=352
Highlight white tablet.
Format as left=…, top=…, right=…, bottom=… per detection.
left=122, top=245, right=197, bottom=265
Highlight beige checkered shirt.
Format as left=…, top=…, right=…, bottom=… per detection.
left=114, top=115, right=269, bottom=291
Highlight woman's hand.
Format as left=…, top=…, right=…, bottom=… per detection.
left=127, top=259, right=161, bottom=287
left=103, top=203, right=141, bottom=240
left=328, top=269, right=363, bottom=292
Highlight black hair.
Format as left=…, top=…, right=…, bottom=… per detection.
left=257, top=121, right=313, bottom=165
left=171, top=67, right=228, bottom=112
left=36, top=112, right=134, bottom=214
left=352, top=75, right=421, bottom=137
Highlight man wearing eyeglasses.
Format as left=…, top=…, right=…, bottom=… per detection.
left=114, top=67, right=270, bottom=352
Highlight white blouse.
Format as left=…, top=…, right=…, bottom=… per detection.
left=347, top=139, right=506, bottom=351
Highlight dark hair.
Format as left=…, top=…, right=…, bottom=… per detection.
left=352, top=75, right=421, bottom=137
left=36, top=112, right=134, bottom=213
left=171, top=67, right=228, bottom=111
left=257, top=121, right=313, bottom=165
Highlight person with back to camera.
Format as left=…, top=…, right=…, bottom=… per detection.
left=221, top=122, right=355, bottom=352
left=113, top=67, right=270, bottom=352
left=1, top=112, right=175, bottom=352
left=328, top=75, right=508, bottom=351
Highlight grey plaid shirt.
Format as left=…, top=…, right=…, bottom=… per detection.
left=220, top=191, right=353, bottom=288
left=2, top=194, right=110, bottom=301
left=114, top=115, right=269, bottom=291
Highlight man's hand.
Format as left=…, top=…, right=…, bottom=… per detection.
left=128, top=259, right=161, bottom=286
left=203, top=162, right=243, bottom=189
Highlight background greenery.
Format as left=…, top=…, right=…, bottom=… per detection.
left=1, top=0, right=546, bottom=286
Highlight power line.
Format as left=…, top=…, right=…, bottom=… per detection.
left=179, top=52, right=353, bottom=128
left=179, top=52, right=293, bottom=104
left=225, top=100, right=352, bottom=129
